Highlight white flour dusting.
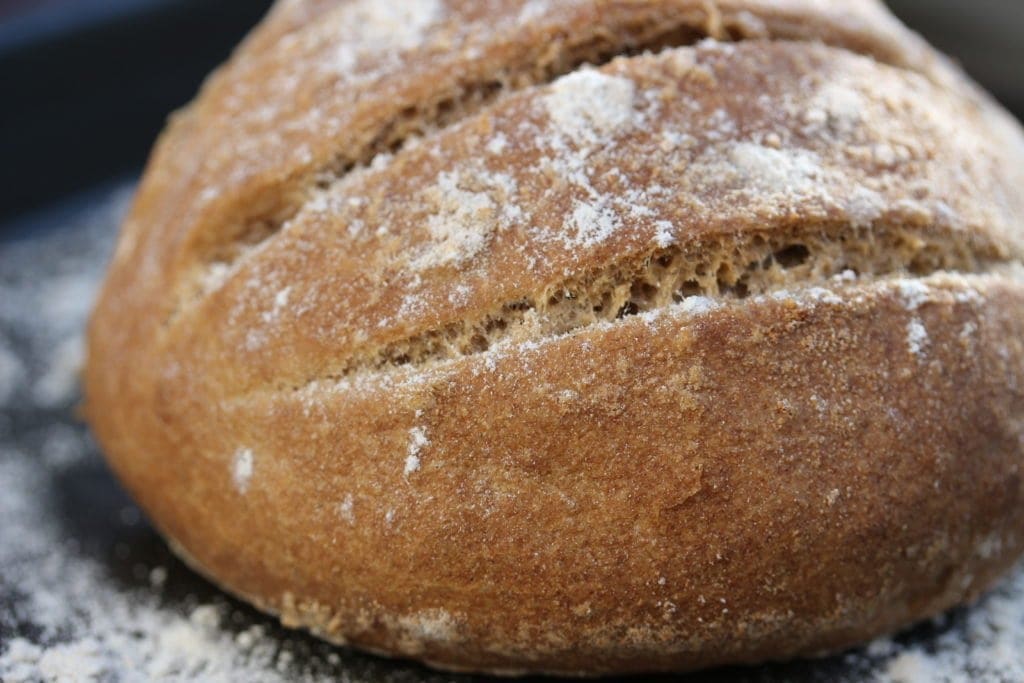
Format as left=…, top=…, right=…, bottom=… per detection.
left=808, top=81, right=866, bottom=133
left=694, top=141, right=826, bottom=197
left=327, top=0, right=443, bottom=80
left=232, top=448, right=255, bottom=494
left=906, top=318, right=929, bottom=358
left=565, top=199, right=622, bottom=249
left=261, top=286, right=292, bottom=324
left=897, top=280, right=932, bottom=311
left=404, top=426, right=428, bottom=476
left=536, top=69, right=652, bottom=252
left=679, top=296, right=721, bottom=316
left=846, top=186, right=886, bottom=228
left=515, top=0, right=555, bottom=26
left=338, top=493, right=355, bottom=525
left=414, top=171, right=499, bottom=270
left=395, top=609, right=457, bottom=644
left=485, top=132, right=508, bottom=155
left=654, top=220, right=676, bottom=248
left=544, top=69, right=637, bottom=146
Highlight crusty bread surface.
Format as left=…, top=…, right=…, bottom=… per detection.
left=85, top=0, right=1024, bottom=675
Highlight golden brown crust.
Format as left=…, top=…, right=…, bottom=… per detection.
left=85, top=0, right=1024, bottom=675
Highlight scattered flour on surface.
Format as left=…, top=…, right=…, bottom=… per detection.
left=870, top=565, right=1024, bottom=682
left=0, top=439, right=338, bottom=683
left=31, top=335, right=85, bottom=408
left=882, top=649, right=943, bottom=683
left=0, top=186, right=119, bottom=413
left=0, top=340, right=26, bottom=406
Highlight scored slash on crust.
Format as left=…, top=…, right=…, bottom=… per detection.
left=167, top=0, right=981, bottom=330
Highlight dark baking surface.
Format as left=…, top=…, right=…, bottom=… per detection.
left=1, top=1, right=1023, bottom=680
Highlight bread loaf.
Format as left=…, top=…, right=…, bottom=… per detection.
left=85, top=0, right=1024, bottom=674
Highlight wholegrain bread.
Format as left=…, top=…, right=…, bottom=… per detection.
left=85, top=0, right=1024, bottom=675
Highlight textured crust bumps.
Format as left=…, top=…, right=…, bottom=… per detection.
left=85, top=0, right=1024, bottom=675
